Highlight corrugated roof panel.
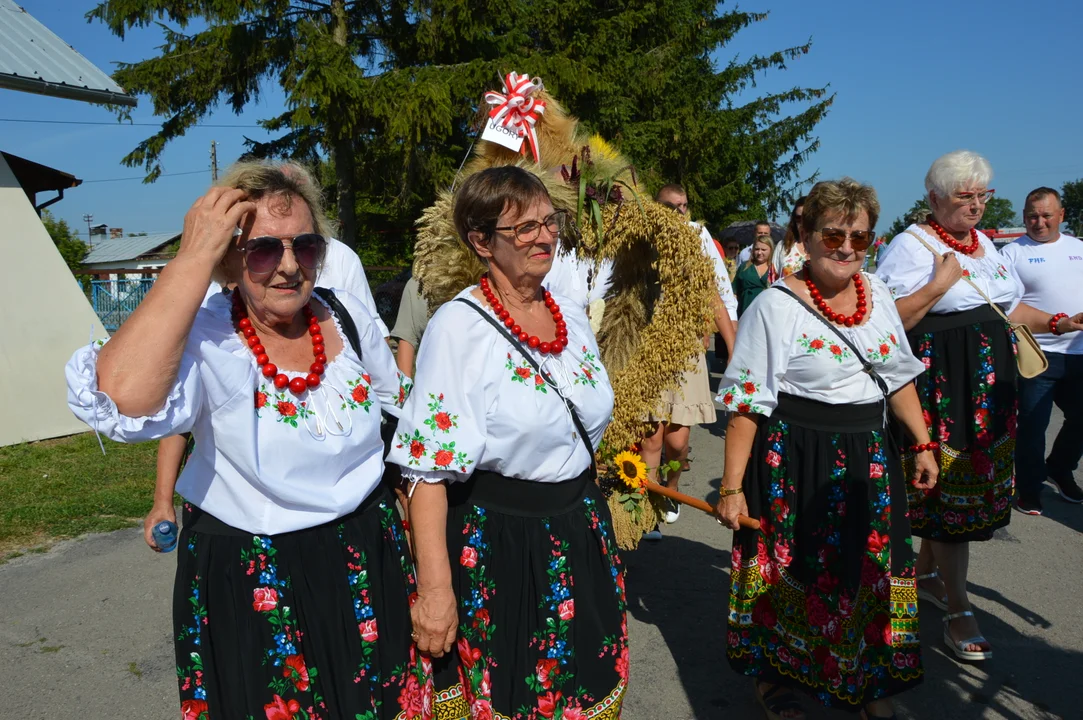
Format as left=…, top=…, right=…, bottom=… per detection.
left=0, top=0, right=137, bottom=106
left=83, top=232, right=180, bottom=264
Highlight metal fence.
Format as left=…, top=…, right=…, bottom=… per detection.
left=89, top=278, right=155, bottom=333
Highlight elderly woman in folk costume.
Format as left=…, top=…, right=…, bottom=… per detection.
left=397, top=166, right=627, bottom=719
left=66, top=161, right=422, bottom=719
left=875, top=150, right=1083, bottom=664
left=716, top=178, right=937, bottom=720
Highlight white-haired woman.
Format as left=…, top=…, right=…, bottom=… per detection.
left=66, top=161, right=422, bottom=718
left=876, top=150, right=1083, bottom=663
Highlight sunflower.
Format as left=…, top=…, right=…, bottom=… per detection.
left=612, top=450, right=648, bottom=489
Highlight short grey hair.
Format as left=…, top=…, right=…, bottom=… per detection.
left=924, top=150, right=993, bottom=200
left=213, top=160, right=335, bottom=285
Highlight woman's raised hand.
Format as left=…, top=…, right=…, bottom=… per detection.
left=410, top=586, right=458, bottom=657
left=178, top=187, right=257, bottom=267
left=931, top=251, right=964, bottom=292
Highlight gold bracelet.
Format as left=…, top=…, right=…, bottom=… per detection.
left=720, top=486, right=744, bottom=497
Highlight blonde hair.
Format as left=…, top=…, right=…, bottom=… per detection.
left=801, top=177, right=880, bottom=234
left=213, top=160, right=335, bottom=284
left=741, top=236, right=775, bottom=272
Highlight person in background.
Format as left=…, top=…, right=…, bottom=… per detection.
left=875, top=150, right=1083, bottom=663
left=773, top=197, right=808, bottom=277
left=722, top=237, right=740, bottom=280
left=1000, top=187, right=1083, bottom=514
left=144, top=174, right=390, bottom=552
left=391, top=275, right=430, bottom=376
left=67, top=160, right=418, bottom=718
left=732, top=232, right=777, bottom=318
left=649, top=183, right=737, bottom=530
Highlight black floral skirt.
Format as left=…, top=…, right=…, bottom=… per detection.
left=430, top=470, right=628, bottom=720
left=901, top=306, right=1017, bottom=542
left=728, top=394, right=922, bottom=708
left=173, top=485, right=423, bottom=720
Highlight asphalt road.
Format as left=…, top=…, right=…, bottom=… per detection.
left=1, top=410, right=1079, bottom=719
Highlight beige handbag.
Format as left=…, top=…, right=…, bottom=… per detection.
left=904, top=230, right=1048, bottom=378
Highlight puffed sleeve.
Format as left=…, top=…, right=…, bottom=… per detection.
left=65, top=339, right=203, bottom=442
left=335, top=289, right=412, bottom=415
left=714, top=289, right=793, bottom=417
left=867, top=275, right=925, bottom=392
left=387, top=301, right=488, bottom=484
left=875, top=231, right=936, bottom=300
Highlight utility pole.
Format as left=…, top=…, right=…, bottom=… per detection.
left=83, top=213, right=94, bottom=248
left=210, top=140, right=218, bottom=182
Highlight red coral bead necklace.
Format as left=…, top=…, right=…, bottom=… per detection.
left=927, top=216, right=980, bottom=255
left=479, top=274, right=567, bottom=354
left=803, top=264, right=867, bottom=327
left=231, top=290, right=326, bottom=396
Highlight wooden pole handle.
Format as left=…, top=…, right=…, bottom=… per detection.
left=645, top=481, right=760, bottom=530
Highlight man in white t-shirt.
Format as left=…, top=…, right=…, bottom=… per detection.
left=1000, top=187, right=1083, bottom=514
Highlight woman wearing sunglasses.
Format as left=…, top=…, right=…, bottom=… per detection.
left=875, top=150, right=1083, bottom=666
left=66, top=161, right=422, bottom=719
left=716, top=178, right=937, bottom=720
left=392, top=166, right=626, bottom=720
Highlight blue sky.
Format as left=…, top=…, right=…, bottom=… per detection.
left=5, top=0, right=1082, bottom=240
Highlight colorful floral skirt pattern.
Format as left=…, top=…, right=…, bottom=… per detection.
left=430, top=470, right=627, bottom=720
left=902, top=307, right=1017, bottom=542
left=728, top=394, right=922, bottom=708
left=174, top=487, right=425, bottom=720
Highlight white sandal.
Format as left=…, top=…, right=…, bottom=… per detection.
left=916, top=571, right=949, bottom=611
left=942, top=610, right=992, bottom=661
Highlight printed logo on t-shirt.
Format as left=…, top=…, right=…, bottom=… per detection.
left=1069, top=255, right=1083, bottom=261
left=1028, top=257, right=1046, bottom=264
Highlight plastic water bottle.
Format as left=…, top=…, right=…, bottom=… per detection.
left=152, top=520, right=178, bottom=553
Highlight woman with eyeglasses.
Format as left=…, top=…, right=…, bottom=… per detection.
left=875, top=150, right=1083, bottom=665
left=716, top=178, right=937, bottom=720
left=392, top=166, right=626, bottom=719
left=65, top=161, right=422, bottom=719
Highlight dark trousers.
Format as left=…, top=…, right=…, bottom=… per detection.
left=1016, top=352, right=1083, bottom=497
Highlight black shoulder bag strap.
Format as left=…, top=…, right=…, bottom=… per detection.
left=454, top=297, right=597, bottom=477
left=314, top=287, right=399, bottom=457
left=772, top=284, right=892, bottom=400
left=314, top=287, right=361, bottom=359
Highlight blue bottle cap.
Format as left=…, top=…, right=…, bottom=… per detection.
left=156, top=521, right=173, bottom=533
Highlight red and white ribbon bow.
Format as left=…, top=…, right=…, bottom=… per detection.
left=484, top=72, right=546, bottom=162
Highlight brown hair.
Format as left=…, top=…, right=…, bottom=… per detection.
left=782, top=196, right=807, bottom=252
left=1025, top=186, right=1061, bottom=208
left=801, top=178, right=879, bottom=235
left=655, top=183, right=686, bottom=201
left=452, top=166, right=551, bottom=257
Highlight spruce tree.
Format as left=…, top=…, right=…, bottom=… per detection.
left=90, top=0, right=830, bottom=255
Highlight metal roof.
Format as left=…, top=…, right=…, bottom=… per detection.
left=0, top=0, right=137, bottom=106
left=83, top=232, right=180, bottom=264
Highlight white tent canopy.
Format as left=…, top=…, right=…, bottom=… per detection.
left=0, top=154, right=107, bottom=446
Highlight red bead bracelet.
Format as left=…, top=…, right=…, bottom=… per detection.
left=1050, top=312, right=1069, bottom=336
left=909, top=441, right=939, bottom=454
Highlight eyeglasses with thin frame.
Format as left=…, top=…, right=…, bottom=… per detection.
left=236, top=233, right=327, bottom=276
left=492, top=210, right=568, bottom=245
left=816, top=227, right=874, bottom=251
left=953, top=189, right=995, bottom=205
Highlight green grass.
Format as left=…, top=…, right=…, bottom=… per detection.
left=0, top=432, right=160, bottom=558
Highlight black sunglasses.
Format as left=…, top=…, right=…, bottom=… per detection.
left=238, top=234, right=326, bottom=276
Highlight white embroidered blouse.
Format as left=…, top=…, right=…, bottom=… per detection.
left=65, top=290, right=411, bottom=535
left=388, top=287, right=614, bottom=484
left=875, top=225, right=1023, bottom=314
left=715, top=274, right=925, bottom=415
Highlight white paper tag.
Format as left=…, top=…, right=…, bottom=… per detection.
left=480, top=116, right=524, bottom=152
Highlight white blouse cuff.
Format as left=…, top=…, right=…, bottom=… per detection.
left=66, top=343, right=184, bottom=437
left=400, top=468, right=466, bottom=485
